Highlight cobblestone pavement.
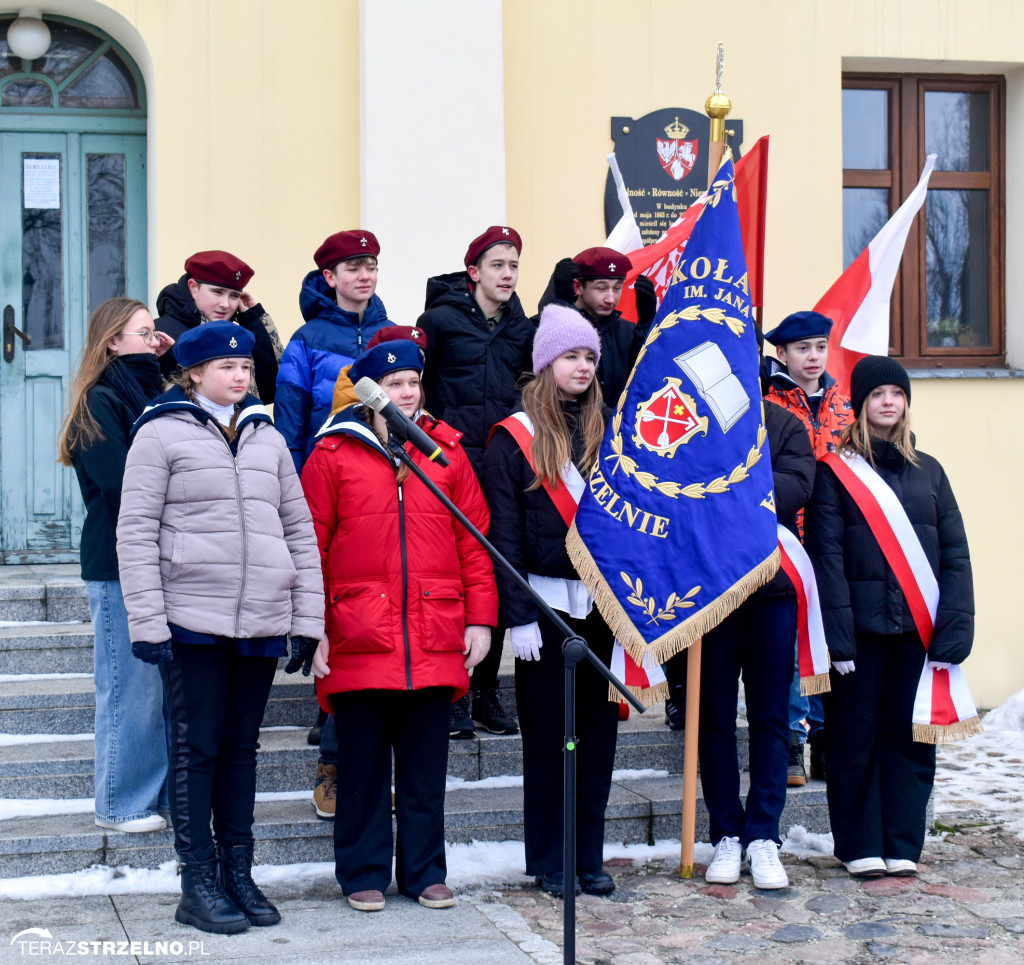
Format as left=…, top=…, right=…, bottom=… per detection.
left=471, top=822, right=1024, bottom=965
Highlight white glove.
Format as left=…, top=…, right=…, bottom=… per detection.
left=833, top=660, right=856, bottom=675
left=929, top=661, right=953, bottom=671
left=510, top=623, right=543, bottom=661
left=311, top=636, right=331, bottom=678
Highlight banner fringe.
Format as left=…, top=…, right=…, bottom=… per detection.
left=912, top=715, right=983, bottom=745
left=607, top=678, right=670, bottom=708
left=567, top=522, right=779, bottom=667
left=799, top=672, right=831, bottom=697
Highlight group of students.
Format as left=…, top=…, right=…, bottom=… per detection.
left=58, top=222, right=974, bottom=933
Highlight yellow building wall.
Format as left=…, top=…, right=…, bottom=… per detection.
left=503, top=0, right=1023, bottom=708
left=94, top=0, right=362, bottom=330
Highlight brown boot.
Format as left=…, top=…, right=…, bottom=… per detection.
left=313, top=763, right=337, bottom=819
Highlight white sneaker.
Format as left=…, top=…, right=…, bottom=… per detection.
left=883, top=858, right=918, bottom=877
left=706, top=835, right=742, bottom=884
left=95, top=814, right=167, bottom=833
left=746, top=839, right=789, bottom=889
left=843, top=857, right=887, bottom=877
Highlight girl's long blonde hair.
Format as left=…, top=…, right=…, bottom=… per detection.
left=520, top=366, right=604, bottom=490
left=57, top=298, right=149, bottom=466
left=840, top=393, right=918, bottom=468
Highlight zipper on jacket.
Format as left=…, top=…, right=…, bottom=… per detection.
left=231, top=450, right=246, bottom=637
left=397, top=480, right=413, bottom=690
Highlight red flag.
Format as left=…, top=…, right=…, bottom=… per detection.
left=814, top=155, right=936, bottom=396
left=617, top=135, right=770, bottom=321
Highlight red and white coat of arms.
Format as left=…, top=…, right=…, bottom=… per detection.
left=632, top=378, right=708, bottom=458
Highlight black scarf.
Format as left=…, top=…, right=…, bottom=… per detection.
left=101, top=354, right=164, bottom=417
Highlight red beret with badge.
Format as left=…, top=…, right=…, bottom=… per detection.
left=315, top=230, right=381, bottom=272
left=184, top=250, right=254, bottom=290
left=367, top=324, right=428, bottom=354
left=573, top=246, right=631, bottom=280
left=464, top=225, right=522, bottom=268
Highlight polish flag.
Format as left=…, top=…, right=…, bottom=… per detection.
left=815, top=155, right=937, bottom=396
left=615, top=136, right=770, bottom=322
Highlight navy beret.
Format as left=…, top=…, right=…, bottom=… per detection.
left=184, top=250, right=253, bottom=290
left=764, top=310, right=834, bottom=346
left=350, top=339, right=423, bottom=386
left=464, top=226, right=522, bottom=268
left=174, top=322, right=255, bottom=369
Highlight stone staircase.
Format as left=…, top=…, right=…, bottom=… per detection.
left=0, top=565, right=830, bottom=879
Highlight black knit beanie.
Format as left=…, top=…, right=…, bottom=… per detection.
left=850, top=355, right=911, bottom=417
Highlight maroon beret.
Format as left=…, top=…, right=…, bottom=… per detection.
left=464, top=226, right=522, bottom=268
left=184, top=250, right=253, bottom=290
left=367, top=324, right=428, bottom=353
left=315, top=230, right=381, bottom=272
left=573, top=247, right=631, bottom=280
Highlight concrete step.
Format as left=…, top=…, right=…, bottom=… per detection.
left=0, top=576, right=89, bottom=623
left=0, top=711, right=750, bottom=799
left=0, top=775, right=828, bottom=878
left=0, top=670, right=317, bottom=734
left=0, top=622, right=95, bottom=674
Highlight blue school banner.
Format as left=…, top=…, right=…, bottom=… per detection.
left=567, top=159, right=779, bottom=664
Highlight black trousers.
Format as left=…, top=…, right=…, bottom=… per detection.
left=160, top=643, right=278, bottom=860
left=331, top=687, right=452, bottom=897
left=515, top=608, right=618, bottom=877
left=822, top=631, right=936, bottom=862
left=698, top=595, right=794, bottom=846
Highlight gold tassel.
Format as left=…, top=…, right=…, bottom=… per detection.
left=567, top=522, right=780, bottom=667
left=607, top=678, right=670, bottom=708
left=912, top=715, right=984, bottom=745
left=800, top=672, right=831, bottom=696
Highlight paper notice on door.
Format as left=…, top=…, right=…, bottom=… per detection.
left=23, top=157, right=60, bottom=209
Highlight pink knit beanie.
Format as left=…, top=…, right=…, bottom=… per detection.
left=532, top=304, right=602, bottom=374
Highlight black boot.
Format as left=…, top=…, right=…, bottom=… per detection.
left=175, top=853, right=249, bottom=934
left=218, top=843, right=281, bottom=926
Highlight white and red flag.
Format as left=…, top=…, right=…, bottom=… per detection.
left=815, top=155, right=937, bottom=396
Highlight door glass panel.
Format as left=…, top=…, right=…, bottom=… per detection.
left=60, top=51, right=138, bottom=109
left=925, top=91, right=989, bottom=172
left=842, top=187, right=889, bottom=270
left=0, top=27, right=22, bottom=76
left=87, top=154, right=126, bottom=312
left=925, top=190, right=989, bottom=347
left=21, top=154, right=64, bottom=350
left=2, top=80, right=53, bottom=107
left=842, top=89, right=889, bottom=170
left=34, top=22, right=100, bottom=83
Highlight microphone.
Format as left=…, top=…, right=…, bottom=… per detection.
left=354, top=377, right=450, bottom=468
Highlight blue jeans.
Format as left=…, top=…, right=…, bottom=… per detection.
left=88, top=580, right=168, bottom=823
left=787, top=644, right=824, bottom=743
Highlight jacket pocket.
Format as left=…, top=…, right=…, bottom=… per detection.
left=328, top=581, right=394, bottom=653
left=419, top=578, right=467, bottom=652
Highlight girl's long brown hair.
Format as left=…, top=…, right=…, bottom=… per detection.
left=840, top=394, right=919, bottom=468
left=58, top=298, right=149, bottom=466
left=520, top=366, right=604, bottom=491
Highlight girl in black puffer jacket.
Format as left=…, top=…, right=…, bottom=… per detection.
left=805, top=356, right=973, bottom=879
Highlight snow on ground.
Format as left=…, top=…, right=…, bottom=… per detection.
left=0, top=732, right=94, bottom=746
left=933, top=690, right=1024, bottom=839
left=0, top=673, right=93, bottom=682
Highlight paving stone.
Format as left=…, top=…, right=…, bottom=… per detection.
left=922, top=883, right=992, bottom=902
left=916, top=922, right=991, bottom=938
left=997, top=918, right=1024, bottom=934
left=707, top=933, right=772, bottom=951
left=843, top=921, right=899, bottom=939
left=769, top=923, right=822, bottom=942
left=865, top=942, right=901, bottom=958
left=750, top=896, right=814, bottom=923
left=804, top=893, right=852, bottom=912
left=861, top=876, right=917, bottom=896
left=699, top=884, right=738, bottom=900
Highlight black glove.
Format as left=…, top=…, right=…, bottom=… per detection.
left=634, top=275, right=658, bottom=330
left=550, top=257, right=582, bottom=304
left=132, top=640, right=173, bottom=665
left=284, top=635, right=320, bottom=676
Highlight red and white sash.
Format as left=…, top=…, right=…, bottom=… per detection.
left=777, top=524, right=831, bottom=696
left=495, top=413, right=668, bottom=706
left=822, top=451, right=980, bottom=743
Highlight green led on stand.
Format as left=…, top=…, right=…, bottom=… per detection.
left=566, top=741, right=576, bottom=751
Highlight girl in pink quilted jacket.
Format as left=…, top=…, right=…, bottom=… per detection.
left=116, top=322, right=324, bottom=935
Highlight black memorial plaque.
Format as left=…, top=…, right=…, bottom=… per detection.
left=604, top=107, right=744, bottom=245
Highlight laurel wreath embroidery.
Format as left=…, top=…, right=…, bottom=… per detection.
left=621, top=573, right=700, bottom=625
left=707, top=175, right=736, bottom=209
left=647, top=305, right=745, bottom=339
left=605, top=411, right=767, bottom=499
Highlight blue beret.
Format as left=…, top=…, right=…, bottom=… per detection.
left=349, top=339, right=423, bottom=387
left=174, top=322, right=255, bottom=369
left=764, top=310, right=834, bottom=346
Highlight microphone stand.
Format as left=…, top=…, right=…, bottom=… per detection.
left=386, top=436, right=644, bottom=965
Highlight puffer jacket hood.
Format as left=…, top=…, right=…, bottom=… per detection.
left=155, top=274, right=201, bottom=327
left=117, top=389, right=325, bottom=646
left=301, top=404, right=497, bottom=706
left=299, top=269, right=391, bottom=336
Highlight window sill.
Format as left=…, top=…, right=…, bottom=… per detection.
left=905, top=367, right=1024, bottom=379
